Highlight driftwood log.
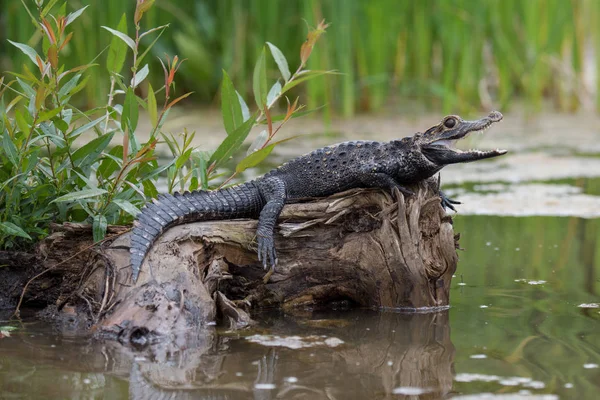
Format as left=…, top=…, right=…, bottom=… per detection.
left=0, top=179, right=458, bottom=345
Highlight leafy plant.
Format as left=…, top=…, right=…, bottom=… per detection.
left=0, top=1, right=332, bottom=249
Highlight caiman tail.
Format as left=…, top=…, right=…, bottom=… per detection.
left=129, top=181, right=264, bottom=282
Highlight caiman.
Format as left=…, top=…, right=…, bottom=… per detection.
left=130, top=111, right=506, bottom=282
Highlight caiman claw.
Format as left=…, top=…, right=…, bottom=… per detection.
left=440, top=190, right=461, bottom=211
left=257, top=234, right=277, bottom=283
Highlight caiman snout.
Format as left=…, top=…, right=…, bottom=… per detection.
left=488, top=111, right=503, bottom=122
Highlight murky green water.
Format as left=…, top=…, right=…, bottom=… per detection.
left=0, top=214, right=598, bottom=399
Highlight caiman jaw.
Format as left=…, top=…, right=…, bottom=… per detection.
left=421, top=111, right=507, bottom=165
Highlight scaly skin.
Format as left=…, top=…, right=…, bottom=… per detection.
left=130, top=111, right=506, bottom=282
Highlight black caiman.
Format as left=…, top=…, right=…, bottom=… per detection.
left=130, top=111, right=506, bottom=282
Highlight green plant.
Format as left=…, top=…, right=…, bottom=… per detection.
left=0, top=0, right=332, bottom=249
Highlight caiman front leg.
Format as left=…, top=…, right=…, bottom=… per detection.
left=357, top=169, right=415, bottom=198
left=436, top=174, right=461, bottom=211
left=256, top=177, right=287, bottom=282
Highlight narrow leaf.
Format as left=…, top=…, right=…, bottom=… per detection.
left=37, top=107, right=63, bottom=123
left=132, top=64, right=149, bottom=88
left=2, top=131, right=18, bottom=165
left=68, top=115, right=107, bottom=139
left=112, top=199, right=140, bottom=217
left=121, top=88, right=139, bottom=132
left=209, top=112, right=258, bottom=168
left=7, top=40, right=40, bottom=64
left=41, top=0, right=60, bottom=17
left=51, top=188, right=108, bottom=203
left=238, top=135, right=299, bottom=173
left=102, top=26, right=135, bottom=51
left=282, top=70, right=340, bottom=94
left=65, top=5, right=89, bottom=27
left=147, top=83, right=158, bottom=128
left=16, top=77, right=35, bottom=97
left=237, top=91, right=250, bottom=122
left=221, top=70, right=243, bottom=135
left=166, top=92, right=192, bottom=109
left=57, top=73, right=82, bottom=98
left=247, top=130, right=268, bottom=155
left=236, top=144, right=275, bottom=173
left=0, top=222, right=32, bottom=240
left=71, top=132, right=115, bottom=169
left=267, top=81, right=282, bottom=107
left=252, top=47, right=268, bottom=108
left=258, top=105, right=323, bottom=124
left=267, top=42, right=291, bottom=81
left=93, top=215, right=108, bottom=242
left=106, top=15, right=128, bottom=73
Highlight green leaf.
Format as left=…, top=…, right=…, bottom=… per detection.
left=57, top=73, right=82, bottom=99
left=14, top=110, right=30, bottom=134
left=267, top=81, right=282, bottom=107
left=221, top=70, right=243, bottom=135
left=68, top=115, right=107, bottom=139
left=112, top=199, right=140, bottom=218
left=236, top=136, right=298, bottom=173
left=209, top=112, right=257, bottom=169
left=237, top=91, right=251, bottom=122
left=122, top=88, right=139, bottom=133
left=102, top=26, right=135, bottom=51
left=147, top=83, right=158, bottom=128
left=16, top=77, right=35, bottom=97
left=247, top=130, right=268, bottom=155
left=175, top=148, right=193, bottom=170
left=236, top=144, right=275, bottom=173
left=136, top=26, right=167, bottom=68
left=37, top=107, right=64, bottom=124
left=7, top=40, right=40, bottom=64
left=41, top=0, right=60, bottom=17
left=138, top=158, right=175, bottom=181
left=0, top=222, right=32, bottom=240
left=105, top=15, right=129, bottom=74
left=97, top=145, right=123, bottom=179
left=132, top=64, right=149, bottom=88
left=267, top=42, right=291, bottom=82
left=51, top=188, right=108, bottom=203
left=2, top=132, right=18, bottom=165
left=142, top=179, right=158, bottom=199
left=259, top=105, right=325, bottom=124
left=92, top=214, right=107, bottom=242
left=282, top=70, right=340, bottom=94
left=252, top=47, right=268, bottom=109
left=65, top=5, right=89, bottom=27
left=71, top=132, right=114, bottom=169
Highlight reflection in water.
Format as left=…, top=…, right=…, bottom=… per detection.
left=0, top=311, right=454, bottom=399
left=0, top=215, right=599, bottom=399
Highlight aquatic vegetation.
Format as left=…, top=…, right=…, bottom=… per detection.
left=0, top=1, right=332, bottom=249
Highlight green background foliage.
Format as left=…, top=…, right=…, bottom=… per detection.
left=1, top=0, right=597, bottom=116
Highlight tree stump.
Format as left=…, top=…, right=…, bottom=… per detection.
left=0, top=179, right=458, bottom=345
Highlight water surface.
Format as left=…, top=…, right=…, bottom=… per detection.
left=1, top=215, right=598, bottom=399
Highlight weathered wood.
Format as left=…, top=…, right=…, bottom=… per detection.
left=0, top=180, right=458, bottom=344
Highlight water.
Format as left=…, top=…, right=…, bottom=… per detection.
left=2, top=113, right=600, bottom=398
left=0, top=214, right=598, bottom=399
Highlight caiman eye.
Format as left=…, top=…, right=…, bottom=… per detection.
left=443, top=117, right=457, bottom=129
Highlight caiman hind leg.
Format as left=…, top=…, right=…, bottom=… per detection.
left=256, top=176, right=287, bottom=282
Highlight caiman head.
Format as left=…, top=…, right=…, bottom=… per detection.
left=418, top=111, right=506, bottom=165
